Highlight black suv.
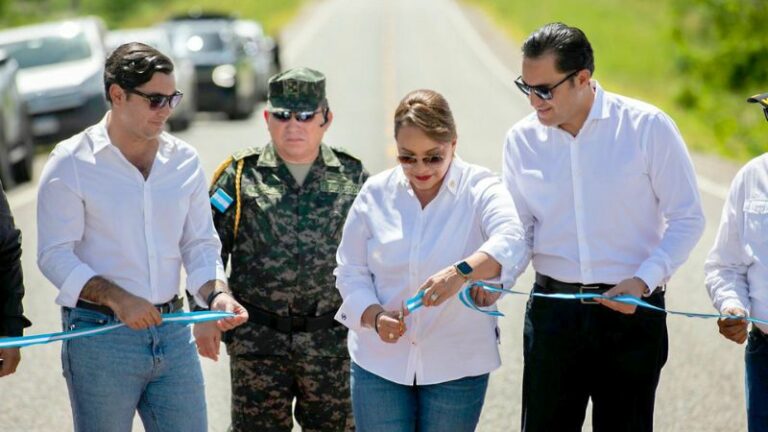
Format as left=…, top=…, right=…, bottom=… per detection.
left=164, top=14, right=258, bottom=120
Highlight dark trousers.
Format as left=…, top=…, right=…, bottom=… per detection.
left=746, top=327, right=768, bottom=432
left=521, top=282, right=668, bottom=432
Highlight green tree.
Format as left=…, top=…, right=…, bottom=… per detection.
left=674, top=0, right=768, bottom=94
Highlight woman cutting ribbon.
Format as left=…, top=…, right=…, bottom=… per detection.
left=334, top=89, right=531, bottom=431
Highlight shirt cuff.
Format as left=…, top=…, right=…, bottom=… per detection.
left=0, top=316, right=32, bottom=337
left=186, top=264, right=227, bottom=308
left=634, top=263, right=666, bottom=295
left=479, top=237, right=526, bottom=287
left=56, top=263, right=98, bottom=308
left=718, top=298, right=750, bottom=317
left=334, top=288, right=379, bottom=333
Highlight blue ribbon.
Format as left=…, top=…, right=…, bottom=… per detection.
left=405, top=282, right=765, bottom=325
left=0, top=311, right=234, bottom=349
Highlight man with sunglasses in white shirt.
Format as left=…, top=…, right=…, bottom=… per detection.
left=37, top=42, right=248, bottom=432
left=502, top=23, right=705, bottom=431
left=706, top=92, right=768, bottom=432
left=198, top=67, right=367, bottom=431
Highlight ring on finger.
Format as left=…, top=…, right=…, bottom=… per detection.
left=430, top=292, right=439, bottom=302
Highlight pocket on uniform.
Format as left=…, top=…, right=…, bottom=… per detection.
left=744, top=200, right=768, bottom=244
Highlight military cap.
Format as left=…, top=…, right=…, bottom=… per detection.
left=266, top=67, right=326, bottom=112
left=748, top=91, right=768, bottom=122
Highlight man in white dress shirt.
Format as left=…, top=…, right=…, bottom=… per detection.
left=502, top=23, right=705, bottom=431
left=36, top=42, right=248, bottom=432
left=705, top=92, right=768, bottom=432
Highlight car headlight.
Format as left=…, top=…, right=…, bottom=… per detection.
left=212, top=65, right=236, bottom=88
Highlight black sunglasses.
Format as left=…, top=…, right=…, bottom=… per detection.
left=126, top=88, right=184, bottom=110
left=514, top=70, right=580, bottom=100
left=271, top=110, right=322, bottom=123
left=397, top=154, right=446, bottom=167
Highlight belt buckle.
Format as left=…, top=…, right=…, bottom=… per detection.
left=579, top=285, right=601, bottom=304
left=292, top=316, right=307, bottom=332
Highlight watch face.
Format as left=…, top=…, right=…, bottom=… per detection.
left=456, top=261, right=473, bottom=275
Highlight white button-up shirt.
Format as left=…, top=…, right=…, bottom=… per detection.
left=706, top=154, right=768, bottom=332
left=502, top=82, right=705, bottom=289
left=37, top=114, right=226, bottom=308
left=334, top=157, right=530, bottom=385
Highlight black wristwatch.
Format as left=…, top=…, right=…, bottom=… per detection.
left=206, top=290, right=227, bottom=308
left=454, top=261, right=473, bottom=281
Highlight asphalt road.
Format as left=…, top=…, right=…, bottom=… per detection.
left=0, top=0, right=749, bottom=430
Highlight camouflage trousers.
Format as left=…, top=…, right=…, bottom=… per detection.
left=230, top=353, right=354, bottom=432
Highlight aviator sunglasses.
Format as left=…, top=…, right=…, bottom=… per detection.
left=514, top=70, right=579, bottom=100
left=126, top=88, right=184, bottom=110
left=271, top=109, right=324, bottom=122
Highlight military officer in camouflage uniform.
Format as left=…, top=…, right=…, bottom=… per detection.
left=195, top=67, right=367, bottom=431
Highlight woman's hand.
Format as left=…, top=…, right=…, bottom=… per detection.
left=374, top=305, right=408, bottom=344
left=419, top=265, right=466, bottom=307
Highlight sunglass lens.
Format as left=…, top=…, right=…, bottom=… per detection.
left=295, top=111, right=317, bottom=122
left=534, top=88, right=553, bottom=100
left=515, top=80, right=530, bottom=96
left=148, top=96, right=166, bottom=110
left=273, top=111, right=292, bottom=121
left=397, top=156, right=416, bottom=165
left=169, top=93, right=183, bottom=109
left=425, top=156, right=444, bottom=165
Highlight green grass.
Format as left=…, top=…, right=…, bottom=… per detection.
left=0, top=0, right=305, bottom=36
left=122, top=1, right=304, bottom=36
left=462, top=0, right=766, bottom=160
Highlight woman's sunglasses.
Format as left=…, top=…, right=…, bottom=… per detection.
left=270, top=110, right=322, bottom=123
left=397, top=154, right=445, bottom=166
left=126, top=88, right=184, bottom=110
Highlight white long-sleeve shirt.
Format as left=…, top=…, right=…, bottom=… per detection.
left=37, top=114, right=226, bottom=308
left=706, top=154, right=768, bottom=331
left=334, top=157, right=531, bottom=385
left=502, top=82, right=705, bottom=289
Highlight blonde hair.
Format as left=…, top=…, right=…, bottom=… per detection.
left=394, top=89, right=456, bottom=143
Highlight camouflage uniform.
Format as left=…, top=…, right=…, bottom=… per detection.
left=210, top=68, right=367, bottom=432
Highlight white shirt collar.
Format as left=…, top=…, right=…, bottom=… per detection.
left=86, top=111, right=176, bottom=163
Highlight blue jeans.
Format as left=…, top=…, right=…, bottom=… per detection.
left=61, top=307, right=207, bottom=432
left=746, top=328, right=768, bottom=432
left=350, top=362, right=489, bottom=432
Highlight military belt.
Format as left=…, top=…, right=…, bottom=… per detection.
left=241, top=301, right=340, bottom=333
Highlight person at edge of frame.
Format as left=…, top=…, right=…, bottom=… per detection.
left=706, top=91, right=768, bottom=432
left=0, top=182, right=31, bottom=378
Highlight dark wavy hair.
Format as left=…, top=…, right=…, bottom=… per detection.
left=522, top=22, right=595, bottom=75
left=394, top=89, right=457, bottom=143
left=104, top=42, right=174, bottom=103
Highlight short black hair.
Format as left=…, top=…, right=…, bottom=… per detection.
left=104, top=42, right=174, bottom=103
left=522, top=22, right=595, bottom=75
